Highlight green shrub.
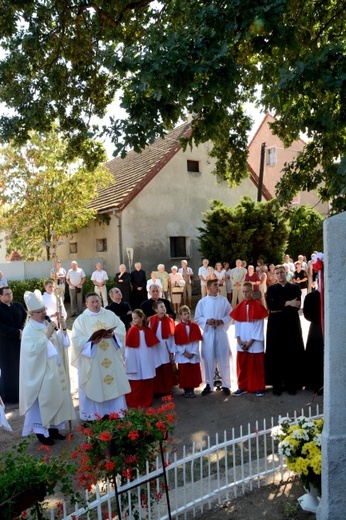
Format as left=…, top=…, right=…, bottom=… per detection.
left=8, top=279, right=49, bottom=304
left=8, top=277, right=115, bottom=305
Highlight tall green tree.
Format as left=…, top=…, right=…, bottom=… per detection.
left=0, top=1, right=345, bottom=210
left=0, top=127, right=112, bottom=260
left=198, top=197, right=290, bottom=266
left=284, top=205, right=324, bottom=261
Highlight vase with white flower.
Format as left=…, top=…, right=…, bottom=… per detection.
left=271, top=415, right=323, bottom=512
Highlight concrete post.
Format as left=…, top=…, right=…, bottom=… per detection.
left=317, top=212, right=346, bottom=519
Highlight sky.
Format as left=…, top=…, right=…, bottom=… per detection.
left=99, top=97, right=267, bottom=160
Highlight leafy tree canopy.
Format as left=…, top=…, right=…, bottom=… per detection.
left=0, top=127, right=112, bottom=260
left=283, top=205, right=324, bottom=261
left=0, top=1, right=345, bottom=210
left=198, top=197, right=324, bottom=266
left=198, top=196, right=290, bottom=266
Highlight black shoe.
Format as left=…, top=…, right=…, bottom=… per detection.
left=201, top=384, right=212, bottom=396
left=36, top=434, right=55, bottom=446
left=273, top=387, right=282, bottom=396
left=222, top=387, right=231, bottom=396
left=48, top=428, right=66, bottom=440
left=287, top=390, right=297, bottom=396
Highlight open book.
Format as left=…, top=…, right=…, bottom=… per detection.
left=88, top=326, right=116, bottom=343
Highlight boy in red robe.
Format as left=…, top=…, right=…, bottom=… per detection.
left=174, top=306, right=202, bottom=398
left=149, top=301, right=175, bottom=396
left=125, top=309, right=159, bottom=408
left=230, top=282, right=268, bottom=397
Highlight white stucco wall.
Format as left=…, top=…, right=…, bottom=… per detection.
left=45, top=141, right=258, bottom=276
left=120, top=142, right=257, bottom=274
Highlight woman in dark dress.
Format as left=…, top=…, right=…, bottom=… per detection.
left=114, top=264, right=132, bottom=304
left=130, top=262, right=147, bottom=308
left=303, top=290, right=324, bottom=394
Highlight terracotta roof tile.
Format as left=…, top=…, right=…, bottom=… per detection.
left=90, top=121, right=191, bottom=212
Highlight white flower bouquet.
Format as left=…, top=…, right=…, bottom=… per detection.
left=271, top=415, right=323, bottom=494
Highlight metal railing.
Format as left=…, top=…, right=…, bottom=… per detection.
left=50, top=405, right=322, bottom=520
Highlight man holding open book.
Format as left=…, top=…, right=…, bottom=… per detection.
left=71, top=292, right=130, bottom=421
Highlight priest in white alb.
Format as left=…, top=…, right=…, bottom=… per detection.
left=20, top=290, right=75, bottom=445
left=71, top=292, right=130, bottom=421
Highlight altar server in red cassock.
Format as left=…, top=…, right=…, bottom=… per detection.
left=149, top=301, right=175, bottom=395
left=125, top=309, right=159, bottom=408
left=230, top=282, right=268, bottom=397
left=174, top=306, right=202, bottom=398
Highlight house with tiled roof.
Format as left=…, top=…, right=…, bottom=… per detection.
left=56, top=115, right=328, bottom=276
left=56, top=121, right=261, bottom=275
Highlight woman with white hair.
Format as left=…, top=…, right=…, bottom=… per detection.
left=114, top=264, right=132, bottom=303
left=146, top=270, right=163, bottom=298
left=169, top=266, right=185, bottom=313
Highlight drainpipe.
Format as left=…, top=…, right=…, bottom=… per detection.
left=113, top=211, right=123, bottom=265
left=257, top=142, right=266, bottom=202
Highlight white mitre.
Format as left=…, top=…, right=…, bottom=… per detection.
left=24, top=289, right=45, bottom=311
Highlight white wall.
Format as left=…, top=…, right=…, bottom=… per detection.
left=120, top=141, right=257, bottom=274
left=0, top=258, right=105, bottom=282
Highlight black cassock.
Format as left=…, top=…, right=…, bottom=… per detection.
left=303, top=290, right=324, bottom=394
left=106, top=301, right=132, bottom=330
left=265, top=283, right=305, bottom=393
left=0, top=301, right=27, bottom=403
left=130, top=269, right=147, bottom=308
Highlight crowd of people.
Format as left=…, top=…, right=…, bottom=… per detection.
left=0, top=252, right=323, bottom=446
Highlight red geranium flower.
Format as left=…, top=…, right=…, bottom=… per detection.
left=128, top=430, right=140, bottom=440
left=99, top=431, right=112, bottom=441
left=105, top=461, right=115, bottom=471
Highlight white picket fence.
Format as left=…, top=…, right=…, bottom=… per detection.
left=50, top=405, right=322, bottom=520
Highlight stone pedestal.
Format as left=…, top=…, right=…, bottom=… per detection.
left=317, top=212, right=346, bottom=519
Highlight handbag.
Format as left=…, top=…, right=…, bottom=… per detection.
left=172, top=286, right=184, bottom=294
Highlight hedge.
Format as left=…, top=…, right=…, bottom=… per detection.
left=8, top=277, right=114, bottom=305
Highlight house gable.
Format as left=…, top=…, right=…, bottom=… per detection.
left=248, top=114, right=329, bottom=215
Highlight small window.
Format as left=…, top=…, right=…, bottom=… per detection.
left=170, top=237, right=187, bottom=258
left=266, top=148, right=277, bottom=166
left=96, top=238, right=107, bottom=252
left=187, top=160, right=200, bottom=173
left=69, top=242, right=77, bottom=254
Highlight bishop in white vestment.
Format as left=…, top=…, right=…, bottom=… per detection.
left=20, top=290, right=75, bottom=445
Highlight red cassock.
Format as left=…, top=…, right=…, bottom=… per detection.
left=125, top=325, right=158, bottom=408
left=174, top=322, right=202, bottom=389
left=230, top=299, right=268, bottom=393
left=236, top=351, right=265, bottom=393
left=149, top=315, right=176, bottom=395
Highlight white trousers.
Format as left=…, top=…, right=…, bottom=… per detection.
left=201, top=329, right=231, bottom=389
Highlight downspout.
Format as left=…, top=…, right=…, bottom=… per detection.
left=257, top=142, right=266, bottom=202
left=113, top=211, right=123, bottom=265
